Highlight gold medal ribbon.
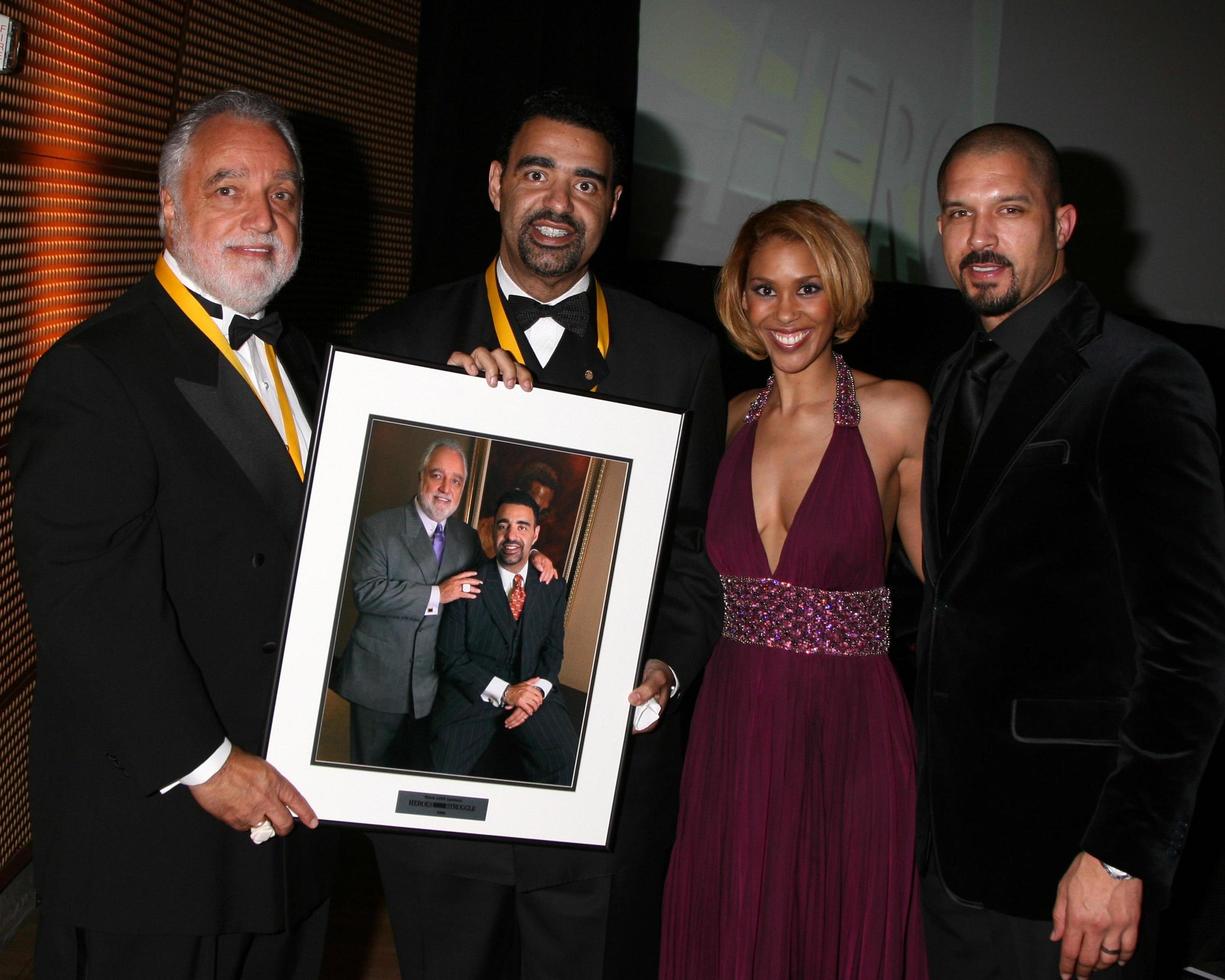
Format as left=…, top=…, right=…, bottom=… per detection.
left=154, top=255, right=304, bottom=480
left=484, top=261, right=609, bottom=391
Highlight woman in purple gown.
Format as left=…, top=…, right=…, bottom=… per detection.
left=660, top=200, right=929, bottom=978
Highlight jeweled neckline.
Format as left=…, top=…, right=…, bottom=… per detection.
left=744, top=353, right=860, bottom=427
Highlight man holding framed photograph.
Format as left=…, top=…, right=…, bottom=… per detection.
left=359, top=87, right=724, bottom=980
left=12, top=90, right=333, bottom=979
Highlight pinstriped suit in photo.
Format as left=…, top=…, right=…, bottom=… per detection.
left=431, top=559, right=577, bottom=785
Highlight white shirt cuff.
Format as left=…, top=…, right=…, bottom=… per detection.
left=535, top=678, right=553, bottom=697
left=161, top=738, right=232, bottom=794
left=658, top=661, right=679, bottom=697
left=482, top=677, right=510, bottom=706
left=425, top=585, right=441, bottom=616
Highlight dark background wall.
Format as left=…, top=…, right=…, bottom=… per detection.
left=627, top=0, right=1225, bottom=331
left=994, top=0, right=1225, bottom=329
left=407, top=3, right=643, bottom=292
left=0, top=0, right=421, bottom=936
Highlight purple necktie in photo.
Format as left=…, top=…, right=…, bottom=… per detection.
left=432, top=522, right=445, bottom=564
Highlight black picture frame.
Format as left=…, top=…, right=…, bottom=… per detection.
left=265, top=349, right=686, bottom=846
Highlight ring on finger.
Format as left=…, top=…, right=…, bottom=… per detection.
left=1101, top=946, right=1121, bottom=956
left=462, top=583, right=471, bottom=593
left=249, top=818, right=275, bottom=845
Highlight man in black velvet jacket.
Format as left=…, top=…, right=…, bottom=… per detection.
left=917, top=123, right=1225, bottom=979
left=356, top=89, right=724, bottom=979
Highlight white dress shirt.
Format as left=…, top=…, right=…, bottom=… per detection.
left=496, top=258, right=589, bottom=368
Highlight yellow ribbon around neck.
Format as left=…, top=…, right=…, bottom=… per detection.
left=154, top=256, right=304, bottom=480
left=484, top=261, right=610, bottom=391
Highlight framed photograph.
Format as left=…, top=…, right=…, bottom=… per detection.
left=265, top=349, right=687, bottom=846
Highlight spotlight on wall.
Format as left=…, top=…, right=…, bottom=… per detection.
left=0, top=15, right=24, bottom=75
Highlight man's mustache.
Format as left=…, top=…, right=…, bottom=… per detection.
left=222, top=233, right=282, bottom=251
left=960, top=250, right=1011, bottom=271
left=525, top=209, right=580, bottom=233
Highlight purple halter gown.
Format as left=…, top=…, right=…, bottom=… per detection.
left=660, top=355, right=927, bottom=979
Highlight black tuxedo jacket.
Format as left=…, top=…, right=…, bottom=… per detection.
left=361, top=273, right=725, bottom=690
left=358, top=273, right=723, bottom=892
left=11, top=272, right=333, bottom=934
left=917, top=281, right=1225, bottom=917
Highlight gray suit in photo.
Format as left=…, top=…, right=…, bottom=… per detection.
left=332, top=503, right=480, bottom=765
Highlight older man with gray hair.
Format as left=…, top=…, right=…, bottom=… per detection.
left=12, top=90, right=334, bottom=977
left=333, top=439, right=485, bottom=769
left=334, top=438, right=558, bottom=770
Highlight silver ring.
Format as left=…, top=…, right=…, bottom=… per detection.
left=1101, top=947, right=1121, bottom=956
left=249, top=819, right=275, bottom=845
left=462, top=582, right=471, bottom=593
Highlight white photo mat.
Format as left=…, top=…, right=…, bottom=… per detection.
left=265, top=349, right=686, bottom=846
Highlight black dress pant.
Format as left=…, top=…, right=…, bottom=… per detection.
left=371, top=688, right=697, bottom=979
left=922, top=867, right=1158, bottom=979
left=370, top=844, right=610, bottom=980
left=431, top=696, right=578, bottom=785
left=35, top=898, right=330, bottom=980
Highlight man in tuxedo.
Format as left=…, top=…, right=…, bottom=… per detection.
left=332, top=440, right=482, bottom=769
left=432, top=489, right=578, bottom=785
left=917, top=123, right=1225, bottom=979
left=359, top=89, right=723, bottom=978
left=11, top=90, right=333, bottom=978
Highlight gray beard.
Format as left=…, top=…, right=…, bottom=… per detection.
left=172, top=209, right=300, bottom=315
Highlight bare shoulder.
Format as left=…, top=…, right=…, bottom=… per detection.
left=852, top=374, right=929, bottom=460
left=726, top=388, right=761, bottom=443
left=853, top=373, right=930, bottom=427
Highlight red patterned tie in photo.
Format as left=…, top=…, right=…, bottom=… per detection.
left=508, top=574, right=525, bottom=621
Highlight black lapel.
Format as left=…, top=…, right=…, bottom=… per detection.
left=155, top=283, right=305, bottom=546
left=506, top=310, right=547, bottom=376
left=537, top=326, right=609, bottom=390
left=944, top=289, right=1104, bottom=550
left=517, top=567, right=548, bottom=675
left=478, top=561, right=515, bottom=647
left=925, top=341, right=974, bottom=576
left=275, top=327, right=321, bottom=421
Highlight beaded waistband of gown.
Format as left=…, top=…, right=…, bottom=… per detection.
left=720, top=576, right=891, bottom=656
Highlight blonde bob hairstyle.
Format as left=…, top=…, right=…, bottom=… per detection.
left=716, top=199, right=873, bottom=360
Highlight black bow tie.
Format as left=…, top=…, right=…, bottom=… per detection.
left=187, top=289, right=282, bottom=349
left=228, top=312, right=282, bottom=350
left=504, top=292, right=589, bottom=336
